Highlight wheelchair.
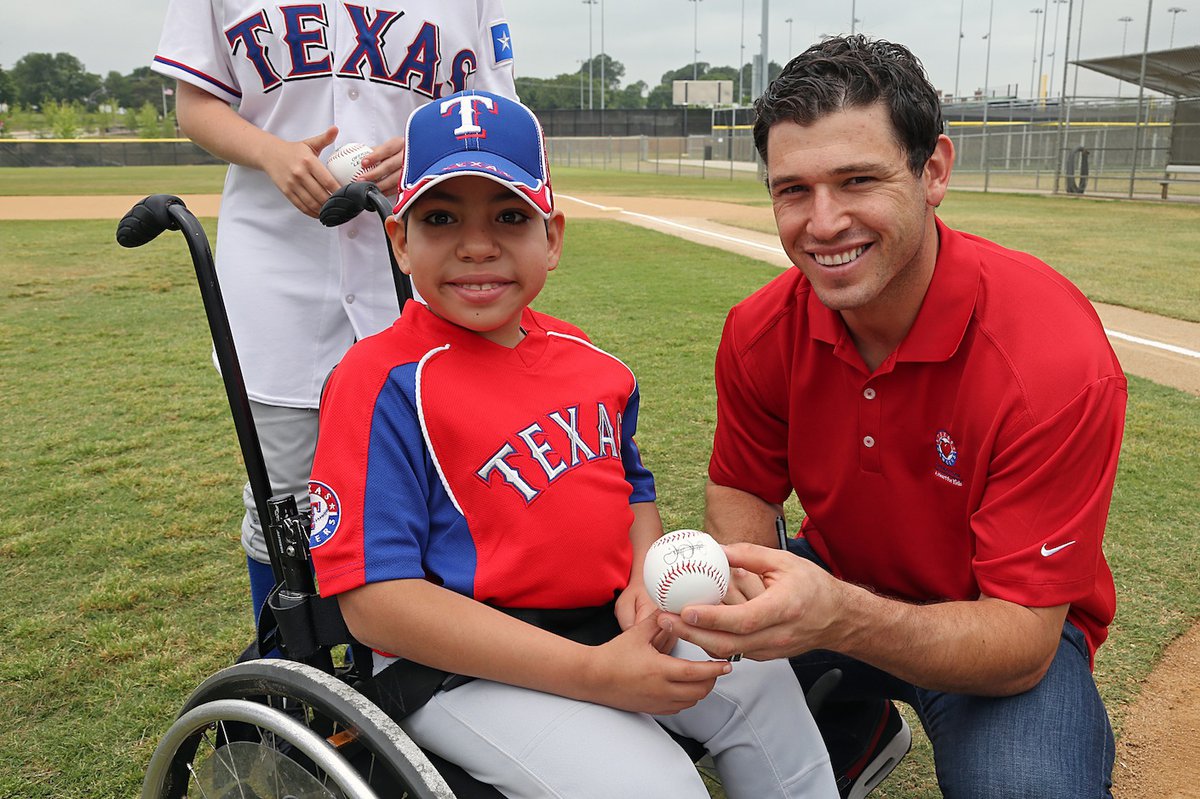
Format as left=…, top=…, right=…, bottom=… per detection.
left=118, top=191, right=906, bottom=799
left=119, top=189, right=530, bottom=799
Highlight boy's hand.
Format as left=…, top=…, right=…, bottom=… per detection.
left=259, top=125, right=341, bottom=218
left=616, top=583, right=676, bottom=652
left=356, top=136, right=407, bottom=196
left=580, top=614, right=729, bottom=715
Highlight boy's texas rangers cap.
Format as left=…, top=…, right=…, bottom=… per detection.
left=394, top=90, right=553, bottom=219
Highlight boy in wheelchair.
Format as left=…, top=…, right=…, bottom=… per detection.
left=307, top=90, right=838, bottom=798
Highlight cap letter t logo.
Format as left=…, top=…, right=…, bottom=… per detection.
left=441, top=95, right=495, bottom=138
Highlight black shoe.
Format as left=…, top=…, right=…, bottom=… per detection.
left=822, top=699, right=912, bottom=799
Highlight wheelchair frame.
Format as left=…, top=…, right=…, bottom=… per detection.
left=118, top=191, right=499, bottom=799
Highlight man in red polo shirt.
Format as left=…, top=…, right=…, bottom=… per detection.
left=666, top=35, right=1126, bottom=799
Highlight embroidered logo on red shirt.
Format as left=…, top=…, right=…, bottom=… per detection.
left=935, top=430, right=958, bottom=467
left=933, top=430, right=963, bottom=487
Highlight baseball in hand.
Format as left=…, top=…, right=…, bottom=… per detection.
left=326, top=142, right=373, bottom=185
left=643, top=529, right=730, bottom=613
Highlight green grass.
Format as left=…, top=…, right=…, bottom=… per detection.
left=937, top=192, right=1200, bottom=324
left=0, top=165, right=230, bottom=197
left=3, top=162, right=1197, bottom=321
left=1, top=214, right=1197, bottom=798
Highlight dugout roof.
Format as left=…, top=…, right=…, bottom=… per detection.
left=1074, top=46, right=1200, bottom=97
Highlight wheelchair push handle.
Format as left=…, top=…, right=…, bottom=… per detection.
left=114, top=195, right=282, bottom=588
left=115, top=193, right=187, bottom=249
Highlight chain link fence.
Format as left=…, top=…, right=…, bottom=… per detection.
left=4, top=98, right=1197, bottom=200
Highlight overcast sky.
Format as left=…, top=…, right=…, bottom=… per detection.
left=1, top=1, right=1192, bottom=101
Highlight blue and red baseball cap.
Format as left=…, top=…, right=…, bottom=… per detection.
left=394, top=90, right=553, bottom=219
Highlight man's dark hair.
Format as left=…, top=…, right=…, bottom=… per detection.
left=752, top=35, right=943, bottom=176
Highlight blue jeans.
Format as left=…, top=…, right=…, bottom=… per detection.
left=787, top=537, right=1114, bottom=799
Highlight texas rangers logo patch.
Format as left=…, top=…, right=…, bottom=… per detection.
left=308, top=480, right=341, bottom=548
left=935, top=430, right=958, bottom=467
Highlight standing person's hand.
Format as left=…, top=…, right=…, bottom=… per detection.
left=259, top=126, right=341, bottom=217
left=356, top=136, right=407, bottom=196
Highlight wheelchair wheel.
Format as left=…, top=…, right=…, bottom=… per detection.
left=141, top=659, right=455, bottom=799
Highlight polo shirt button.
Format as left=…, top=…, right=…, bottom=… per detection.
left=863, top=388, right=877, bottom=400
left=348, top=88, right=360, bottom=100
left=345, top=294, right=356, bottom=304
left=347, top=228, right=358, bottom=239
left=863, top=435, right=875, bottom=448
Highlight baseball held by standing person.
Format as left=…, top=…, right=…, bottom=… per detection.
left=665, top=35, right=1127, bottom=798
left=307, top=90, right=838, bottom=798
left=151, top=2, right=518, bottom=632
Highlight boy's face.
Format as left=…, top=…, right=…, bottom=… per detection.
left=387, top=175, right=564, bottom=348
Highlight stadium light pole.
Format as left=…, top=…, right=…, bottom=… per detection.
left=1168, top=6, right=1187, bottom=46
left=1130, top=0, right=1154, bottom=198
left=739, top=0, right=746, bottom=104
left=1072, top=0, right=1086, bottom=99
left=1038, top=0, right=1050, bottom=100
left=954, top=0, right=966, bottom=100
left=583, top=0, right=596, bottom=110
left=689, top=0, right=703, bottom=80
left=851, top=0, right=857, bottom=33
left=600, top=0, right=606, bottom=112
left=1030, top=8, right=1044, bottom=99
left=1118, top=14, right=1134, bottom=97
left=785, top=17, right=794, bottom=57
left=983, top=0, right=996, bottom=190
left=1049, top=0, right=1068, bottom=98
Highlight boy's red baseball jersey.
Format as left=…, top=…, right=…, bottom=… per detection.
left=310, top=301, right=655, bottom=609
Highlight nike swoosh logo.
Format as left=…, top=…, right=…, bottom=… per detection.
left=1040, top=540, right=1077, bottom=557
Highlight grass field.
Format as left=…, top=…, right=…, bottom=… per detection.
left=3, top=163, right=1197, bottom=324
left=0, top=169, right=1198, bottom=797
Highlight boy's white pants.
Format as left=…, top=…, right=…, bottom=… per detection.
left=397, top=640, right=838, bottom=798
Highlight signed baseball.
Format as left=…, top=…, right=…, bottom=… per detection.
left=643, top=529, right=730, bottom=613
left=326, top=142, right=373, bottom=185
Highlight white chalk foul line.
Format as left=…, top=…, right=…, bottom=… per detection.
left=560, top=194, right=1198, bottom=361
left=1104, top=329, right=1200, bottom=360
left=558, top=194, right=785, bottom=255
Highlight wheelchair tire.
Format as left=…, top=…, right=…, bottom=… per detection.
left=141, top=659, right=455, bottom=799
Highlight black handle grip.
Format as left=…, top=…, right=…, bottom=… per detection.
left=115, top=194, right=187, bottom=248
left=319, top=182, right=375, bottom=227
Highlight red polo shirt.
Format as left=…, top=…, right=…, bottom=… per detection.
left=709, top=219, right=1126, bottom=661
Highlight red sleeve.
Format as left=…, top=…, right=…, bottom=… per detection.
left=973, top=375, right=1127, bottom=609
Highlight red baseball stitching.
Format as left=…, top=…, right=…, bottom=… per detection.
left=656, top=559, right=729, bottom=608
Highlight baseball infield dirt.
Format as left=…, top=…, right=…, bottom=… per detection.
left=5, top=192, right=1197, bottom=796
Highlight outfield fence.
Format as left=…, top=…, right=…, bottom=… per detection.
left=4, top=96, right=1198, bottom=200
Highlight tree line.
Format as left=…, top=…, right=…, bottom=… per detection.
left=0, top=51, right=782, bottom=138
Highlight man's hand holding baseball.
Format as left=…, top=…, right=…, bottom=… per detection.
left=660, top=542, right=844, bottom=662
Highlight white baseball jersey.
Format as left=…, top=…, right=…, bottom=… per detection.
left=152, top=1, right=517, bottom=408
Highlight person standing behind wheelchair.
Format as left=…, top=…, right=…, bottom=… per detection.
left=665, top=35, right=1127, bottom=799
left=308, top=90, right=838, bottom=799
left=151, top=1, right=519, bottom=637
